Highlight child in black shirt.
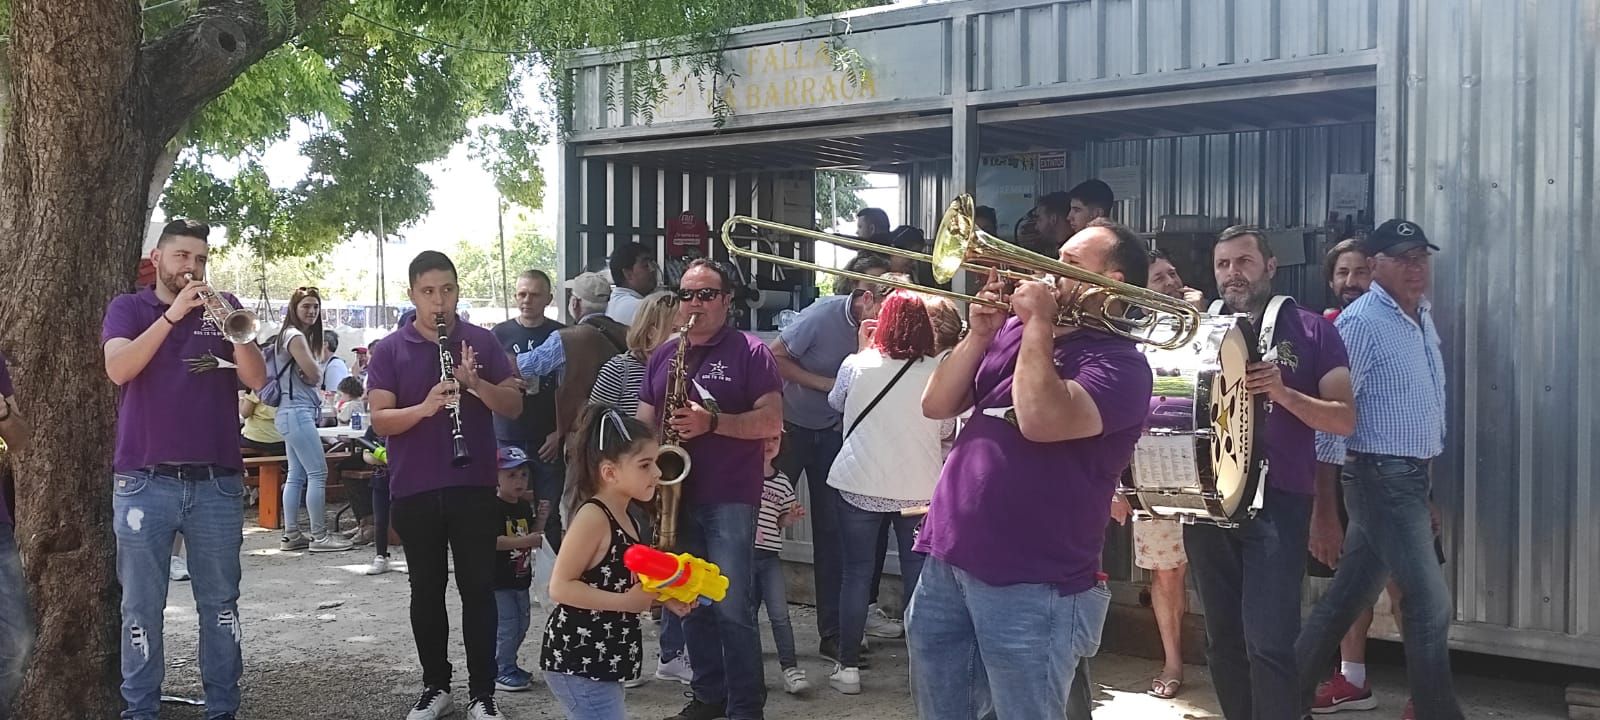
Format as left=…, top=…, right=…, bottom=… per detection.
left=493, top=446, right=546, bottom=692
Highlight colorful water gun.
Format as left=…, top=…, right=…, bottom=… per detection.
left=623, top=544, right=728, bottom=606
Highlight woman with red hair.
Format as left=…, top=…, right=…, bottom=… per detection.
left=822, top=287, right=948, bottom=695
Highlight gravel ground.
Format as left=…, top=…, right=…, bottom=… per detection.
left=150, top=523, right=1566, bottom=719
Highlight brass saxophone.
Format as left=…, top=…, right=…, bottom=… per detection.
left=653, top=312, right=698, bottom=550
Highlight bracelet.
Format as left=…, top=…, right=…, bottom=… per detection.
left=708, top=409, right=720, bottom=434
left=160, top=314, right=176, bottom=326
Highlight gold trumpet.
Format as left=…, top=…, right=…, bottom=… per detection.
left=720, top=194, right=1200, bottom=350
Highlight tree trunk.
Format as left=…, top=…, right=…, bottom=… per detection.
left=2, top=0, right=327, bottom=713
left=145, top=136, right=187, bottom=230
left=0, top=1, right=152, bottom=717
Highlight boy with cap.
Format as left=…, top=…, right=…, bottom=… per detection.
left=1294, top=219, right=1459, bottom=720
left=492, top=446, right=547, bottom=693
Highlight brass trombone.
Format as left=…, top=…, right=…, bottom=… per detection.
left=720, top=194, right=1201, bottom=350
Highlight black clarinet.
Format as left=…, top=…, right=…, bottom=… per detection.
left=435, top=312, right=472, bottom=468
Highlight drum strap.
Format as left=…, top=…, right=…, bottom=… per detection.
left=1257, top=295, right=1293, bottom=359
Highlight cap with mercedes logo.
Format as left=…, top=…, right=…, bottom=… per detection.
left=1363, top=219, right=1440, bottom=257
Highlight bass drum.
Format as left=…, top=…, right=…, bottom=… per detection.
left=1123, top=313, right=1266, bottom=527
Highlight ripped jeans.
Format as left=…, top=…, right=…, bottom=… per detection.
left=112, top=466, right=245, bottom=720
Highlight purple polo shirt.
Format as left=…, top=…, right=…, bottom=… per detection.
left=641, top=324, right=782, bottom=507
left=366, top=317, right=514, bottom=500
left=914, top=318, right=1152, bottom=594
left=1243, top=302, right=1350, bottom=495
left=102, top=286, right=247, bottom=473
left=0, top=352, right=12, bottom=525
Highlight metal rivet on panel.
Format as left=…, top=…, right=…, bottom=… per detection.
left=1548, top=179, right=1556, bottom=184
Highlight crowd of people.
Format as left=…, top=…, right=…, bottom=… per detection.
left=0, top=184, right=1459, bottom=720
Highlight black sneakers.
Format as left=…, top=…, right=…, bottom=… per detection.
left=663, top=694, right=727, bottom=720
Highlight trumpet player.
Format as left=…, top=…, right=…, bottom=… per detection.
left=367, top=251, right=523, bottom=720
left=636, top=259, right=782, bottom=720
left=909, top=220, right=1154, bottom=720
left=101, top=219, right=267, bottom=720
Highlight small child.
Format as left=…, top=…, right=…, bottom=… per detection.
left=755, top=435, right=810, bottom=694
left=493, top=446, right=546, bottom=692
left=540, top=405, right=688, bottom=720
left=335, top=375, right=365, bottom=424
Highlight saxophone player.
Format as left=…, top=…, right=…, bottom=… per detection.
left=636, top=259, right=783, bottom=720
left=367, top=251, right=524, bottom=720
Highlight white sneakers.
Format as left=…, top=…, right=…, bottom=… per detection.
left=782, top=666, right=811, bottom=694
left=366, top=555, right=392, bottom=575
left=465, top=697, right=502, bottom=719
left=308, top=532, right=355, bottom=553
left=169, top=556, right=190, bottom=582
left=405, top=688, right=504, bottom=719
left=865, top=604, right=904, bottom=639
left=654, top=654, right=693, bottom=684
left=406, top=687, right=452, bottom=720
left=828, top=665, right=861, bottom=695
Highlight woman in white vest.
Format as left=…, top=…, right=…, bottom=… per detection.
left=823, top=289, right=949, bottom=695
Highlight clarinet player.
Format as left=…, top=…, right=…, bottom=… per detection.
left=367, top=251, right=524, bottom=720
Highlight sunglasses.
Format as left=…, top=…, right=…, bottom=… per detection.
left=676, top=288, right=727, bottom=303
left=296, top=286, right=321, bottom=296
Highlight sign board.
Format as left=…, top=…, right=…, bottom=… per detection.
left=977, top=154, right=1040, bottom=241
left=1098, top=165, right=1142, bottom=201
left=1038, top=152, right=1067, bottom=171
left=1329, top=173, right=1369, bottom=217
left=638, top=24, right=946, bottom=125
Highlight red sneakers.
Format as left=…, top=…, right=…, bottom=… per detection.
left=1400, top=699, right=1415, bottom=720
left=1312, top=673, right=1379, bottom=714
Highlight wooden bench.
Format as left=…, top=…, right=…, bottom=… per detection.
left=243, top=451, right=352, bottom=530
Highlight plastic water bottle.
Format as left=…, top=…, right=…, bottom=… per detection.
left=350, top=411, right=364, bottom=432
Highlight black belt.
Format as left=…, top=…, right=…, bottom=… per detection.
left=148, top=464, right=224, bottom=480
left=1345, top=451, right=1430, bottom=464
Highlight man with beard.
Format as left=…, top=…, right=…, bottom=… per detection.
left=101, top=219, right=269, bottom=720
left=1297, top=221, right=1459, bottom=720
left=1184, top=225, right=1354, bottom=720
left=1321, top=239, right=1372, bottom=322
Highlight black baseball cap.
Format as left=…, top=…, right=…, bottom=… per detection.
left=1364, top=219, right=1439, bottom=256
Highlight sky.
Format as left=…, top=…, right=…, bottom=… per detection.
left=182, top=93, right=903, bottom=312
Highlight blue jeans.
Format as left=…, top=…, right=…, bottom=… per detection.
left=776, top=424, right=843, bottom=643
left=659, top=610, right=686, bottom=663
left=838, top=501, right=923, bottom=667
left=112, top=466, right=245, bottom=720
left=275, top=405, right=329, bottom=536
left=906, top=556, right=1109, bottom=720
left=0, top=523, right=34, bottom=717
left=752, top=550, right=797, bottom=669
left=529, top=458, right=565, bottom=552
left=1296, top=455, right=1462, bottom=719
left=1183, top=488, right=1312, bottom=720
left=678, top=503, right=764, bottom=719
left=544, top=671, right=626, bottom=720
left=495, top=588, right=532, bottom=677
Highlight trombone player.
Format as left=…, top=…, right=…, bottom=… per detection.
left=909, top=219, right=1155, bottom=720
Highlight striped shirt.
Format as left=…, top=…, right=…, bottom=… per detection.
left=588, top=353, right=647, bottom=417
left=1314, top=431, right=1346, bottom=465
left=1335, top=282, right=1447, bottom=460
left=756, top=471, right=798, bottom=552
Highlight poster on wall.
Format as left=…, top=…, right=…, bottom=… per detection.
left=978, top=154, right=1040, bottom=241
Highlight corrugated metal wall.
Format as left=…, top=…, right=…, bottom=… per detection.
left=1393, top=0, right=1600, bottom=667
left=967, top=0, right=1378, bottom=95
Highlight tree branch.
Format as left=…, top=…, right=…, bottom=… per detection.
left=140, top=0, right=330, bottom=144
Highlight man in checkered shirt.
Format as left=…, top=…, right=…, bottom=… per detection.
left=1295, top=219, right=1461, bottom=720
